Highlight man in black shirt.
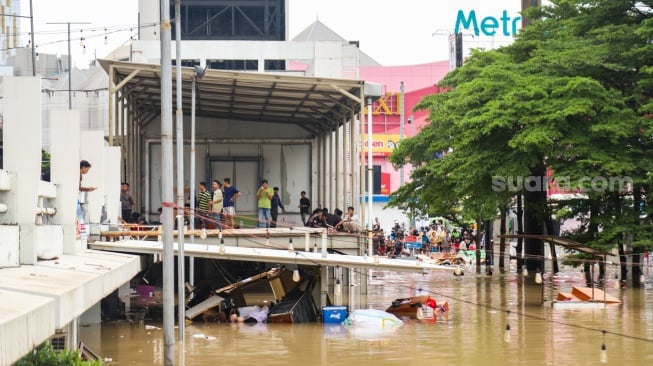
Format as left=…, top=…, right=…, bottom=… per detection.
left=298, top=191, right=311, bottom=225
left=271, top=187, right=285, bottom=228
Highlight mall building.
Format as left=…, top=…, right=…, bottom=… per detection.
left=1, top=0, right=539, bottom=230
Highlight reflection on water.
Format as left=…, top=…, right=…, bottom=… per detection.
left=80, top=267, right=653, bottom=365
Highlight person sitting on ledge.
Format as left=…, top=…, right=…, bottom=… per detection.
left=336, top=206, right=360, bottom=233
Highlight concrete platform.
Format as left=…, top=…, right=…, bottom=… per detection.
left=0, top=249, right=140, bottom=364
left=89, top=239, right=457, bottom=273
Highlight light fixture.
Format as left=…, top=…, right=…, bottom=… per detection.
left=288, top=228, right=294, bottom=251
left=416, top=288, right=424, bottom=319
left=219, top=238, right=225, bottom=254
left=535, top=269, right=542, bottom=284
left=219, top=229, right=223, bottom=240
left=293, top=267, right=300, bottom=282
left=522, top=265, right=528, bottom=277
left=416, top=305, right=424, bottom=320
left=640, top=274, right=645, bottom=284
left=613, top=273, right=620, bottom=289
left=504, top=310, right=511, bottom=343
left=292, top=252, right=300, bottom=282
left=504, top=323, right=511, bottom=343
left=265, top=236, right=270, bottom=246
left=600, top=330, right=607, bottom=363
left=454, top=265, right=463, bottom=276
left=200, top=228, right=207, bottom=240
left=335, top=279, right=342, bottom=297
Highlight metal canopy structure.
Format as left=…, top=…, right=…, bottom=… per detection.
left=98, top=59, right=365, bottom=140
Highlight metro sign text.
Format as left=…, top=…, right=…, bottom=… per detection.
left=455, top=10, right=521, bottom=37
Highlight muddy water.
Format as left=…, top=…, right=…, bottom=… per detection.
left=80, top=267, right=653, bottom=365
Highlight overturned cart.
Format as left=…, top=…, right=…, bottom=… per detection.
left=185, top=267, right=319, bottom=323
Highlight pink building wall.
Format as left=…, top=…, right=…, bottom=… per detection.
left=360, top=61, right=451, bottom=195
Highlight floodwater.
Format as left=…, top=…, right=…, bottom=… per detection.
left=80, top=265, right=653, bottom=365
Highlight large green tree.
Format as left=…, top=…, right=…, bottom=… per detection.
left=390, top=0, right=653, bottom=280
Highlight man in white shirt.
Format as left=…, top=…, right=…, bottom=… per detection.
left=337, top=206, right=360, bottom=233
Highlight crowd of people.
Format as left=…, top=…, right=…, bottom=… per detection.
left=372, top=219, right=482, bottom=257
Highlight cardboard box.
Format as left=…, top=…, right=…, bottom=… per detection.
left=322, top=306, right=347, bottom=324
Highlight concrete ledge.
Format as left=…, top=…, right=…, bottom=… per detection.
left=0, top=289, right=55, bottom=366
left=0, top=249, right=140, bottom=364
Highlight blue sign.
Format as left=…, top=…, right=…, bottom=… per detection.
left=455, top=10, right=521, bottom=37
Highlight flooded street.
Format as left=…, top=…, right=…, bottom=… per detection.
left=80, top=266, right=653, bottom=365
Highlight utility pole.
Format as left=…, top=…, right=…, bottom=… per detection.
left=159, top=0, right=175, bottom=363
left=174, top=0, right=185, bottom=341
left=46, top=21, right=90, bottom=110
left=399, top=81, right=405, bottom=187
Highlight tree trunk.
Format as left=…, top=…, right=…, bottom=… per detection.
left=499, top=207, right=507, bottom=270
left=543, top=209, right=559, bottom=274
left=632, top=188, right=642, bottom=288
left=523, top=164, right=546, bottom=273
left=484, top=219, right=493, bottom=275
left=618, top=242, right=627, bottom=287
left=516, top=194, right=524, bottom=269
left=584, top=262, right=592, bottom=286
left=475, top=218, right=482, bottom=269
left=632, top=254, right=642, bottom=288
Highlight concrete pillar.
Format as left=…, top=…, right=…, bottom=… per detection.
left=3, top=77, right=42, bottom=265
left=50, top=110, right=81, bottom=254
left=80, top=130, right=106, bottom=233
left=104, top=146, right=122, bottom=225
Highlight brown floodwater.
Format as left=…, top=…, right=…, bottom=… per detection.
left=80, top=265, right=653, bottom=365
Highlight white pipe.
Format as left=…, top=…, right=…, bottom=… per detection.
left=321, top=230, right=328, bottom=258
left=35, top=207, right=57, bottom=215
left=305, top=232, right=310, bottom=252
left=174, top=0, right=185, bottom=340
left=159, top=0, right=175, bottom=361
left=189, top=73, right=197, bottom=291
left=366, top=98, right=373, bottom=232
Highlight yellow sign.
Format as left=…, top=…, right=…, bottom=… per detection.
left=361, top=134, right=401, bottom=155
left=373, top=93, right=402, bottom=116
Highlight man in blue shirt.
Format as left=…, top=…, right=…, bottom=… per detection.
left=222, top=178, right=241, bottom=229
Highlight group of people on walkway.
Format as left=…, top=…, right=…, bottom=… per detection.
left=196, top=178, right=242, bottom=229
left=305, top=206, right=361, bottom=233
left=256, top=179, right=286, bottom=228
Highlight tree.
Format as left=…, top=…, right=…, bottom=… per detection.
left=390, top=0, right=652, bottom=280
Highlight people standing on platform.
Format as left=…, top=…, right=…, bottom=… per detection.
left=257, top=179, right=274, bottom=228
left=79, top=160, right=96, bottom=192
left=196, top=182, right=212, bottom=229
left=298, top=191, right=311, bottom=225
left=209, top=180, right=224, bottom=229
left=270, top=186, right=285, bottom=228
left=223, top=178, right=241, bottom=229
left=120, top=182, right=135, bottom=223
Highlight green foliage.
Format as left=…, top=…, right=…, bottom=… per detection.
left=389, top=0, right=653, bottom=253
left=15, top=343, right=103, bottom=366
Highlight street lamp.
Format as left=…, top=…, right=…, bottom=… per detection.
left=46, top=21, right=90, bottom=110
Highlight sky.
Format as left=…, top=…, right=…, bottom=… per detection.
left=20, top=0, right=530, bottom=68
